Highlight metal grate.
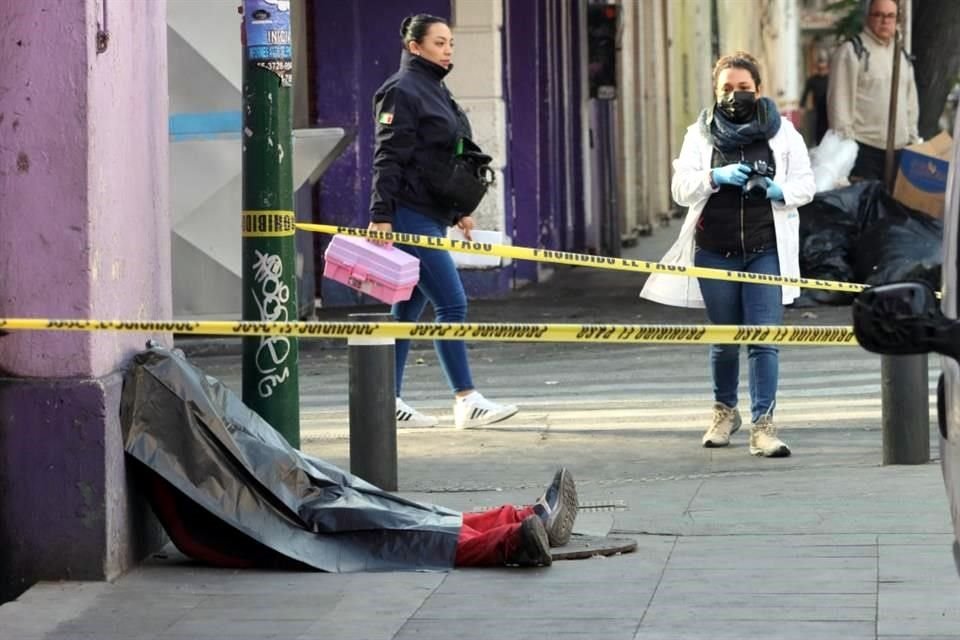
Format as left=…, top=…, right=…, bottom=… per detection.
left=472, top=499, right=626, bottom=512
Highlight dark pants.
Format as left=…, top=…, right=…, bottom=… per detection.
left=813, top=108, right=828, bottom=145
left=851, top=142, right=902, bottom=182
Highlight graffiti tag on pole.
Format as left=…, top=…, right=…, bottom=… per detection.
left=251, top=249, right=291, bottom=398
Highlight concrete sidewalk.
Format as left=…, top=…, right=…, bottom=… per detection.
left=2, top=228, right=957, bottom=639
left=0, top=428, right=955, bottom=640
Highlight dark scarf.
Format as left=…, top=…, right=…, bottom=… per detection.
left=701, top=97, right=782, bottom=154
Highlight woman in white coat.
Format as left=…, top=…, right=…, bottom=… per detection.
left=641, top=51, right=815, bottom=457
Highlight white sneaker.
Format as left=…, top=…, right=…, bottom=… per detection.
left=395, top=397, right=438, bottom=428
left=453, top=391, right=518, bottom=429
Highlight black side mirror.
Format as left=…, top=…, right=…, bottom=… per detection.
left=853, top=282, right=960, bottom=363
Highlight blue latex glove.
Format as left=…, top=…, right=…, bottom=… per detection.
left=764, top=178, right=784, bottom=202
left=711, top=163, right=751, bottom=187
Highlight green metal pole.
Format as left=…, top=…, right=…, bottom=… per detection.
left=240, top=0, right=300, bottom=447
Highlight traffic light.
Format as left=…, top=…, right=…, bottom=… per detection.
left=587, top=3, right=619, bottom=100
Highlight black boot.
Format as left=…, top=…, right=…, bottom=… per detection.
left=504, top=515, right=552, bottom=567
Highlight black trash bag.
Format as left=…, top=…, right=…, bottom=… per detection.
left=853, top=207, right=943, bottom=288
left=120, top=344, right=462, bottom=572
left=797, top=182, right=873, bottom=305
left=818, top=180, right=885, bottom=229
left=797, top=180, right=943, bottom=304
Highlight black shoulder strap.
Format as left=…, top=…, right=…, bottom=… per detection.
left=849, top=35, right=864, bottom=59
left=848, top=34, right=912, bottom=69
left=848, top=35, right=870, bottom=72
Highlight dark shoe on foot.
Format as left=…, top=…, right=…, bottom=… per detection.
left=533, top=467, right=578, bottom=547
left=505, top=515, right=552, bottom=567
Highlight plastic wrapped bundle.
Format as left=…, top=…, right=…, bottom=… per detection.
left=809, top=130, right=859, bottom=192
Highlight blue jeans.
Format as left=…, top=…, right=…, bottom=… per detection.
left=391, top=207, right=474, bottom=396
left=694, top=248, right=783, bottom=422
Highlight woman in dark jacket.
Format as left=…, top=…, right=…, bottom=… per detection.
left=368, top=14, right=518, bottom=430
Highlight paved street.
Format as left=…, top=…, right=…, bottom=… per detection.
left=1, top=231, right=957, bottom=639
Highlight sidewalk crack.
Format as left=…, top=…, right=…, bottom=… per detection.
left=682, top=479, right=707, bottom=525
left=633, top=535, right=678, bottom=638
left=391, top=572, right=450, bottom=640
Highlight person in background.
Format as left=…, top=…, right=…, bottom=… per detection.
left=827, top=0, right=919, bottom=181
left=801, top=57, right=830, bottom=145
left=640, top=51, right=816, bottom=458
left=368, top=14, right=518, bottom=430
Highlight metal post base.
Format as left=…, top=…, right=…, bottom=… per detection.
left=348, top=313, right=397, bottom=490
left=881, top=354, right=930, bottom=465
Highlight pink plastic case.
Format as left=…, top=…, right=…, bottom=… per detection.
left=322, top=235, right=420, bottom=304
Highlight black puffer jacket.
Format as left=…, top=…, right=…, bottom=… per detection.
left=369, top=52, right=472, bottom=225
left=696, top=139, right=777, bottom=256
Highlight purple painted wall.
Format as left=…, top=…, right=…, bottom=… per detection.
left=86, top=0, right=172, bottom=371
left=504, top=0, right=542, bottom=285
left=0, top=0, right=171, bottom=376
left=568, top=4, right=586, bottom=251
left=0, top=375, right=160, bottom=602
left=0, top=0, right=169, bottom=602
left=504, top=0, right=585, bottom=285
left=0, top=0, right=91, bottom=374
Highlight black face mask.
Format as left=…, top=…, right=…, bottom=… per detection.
left=717, top=91, right=757, bottom=123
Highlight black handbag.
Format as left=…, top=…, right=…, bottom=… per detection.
left=420, top=137, right=495, bottom=213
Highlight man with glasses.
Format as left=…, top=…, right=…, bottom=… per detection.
left=827, top=0, right=919, bottom=181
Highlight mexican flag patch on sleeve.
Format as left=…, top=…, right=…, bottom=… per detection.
left=378, top=112, right=394, bottom=125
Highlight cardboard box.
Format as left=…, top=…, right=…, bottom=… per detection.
left=893, top=131, right=953, bottom=218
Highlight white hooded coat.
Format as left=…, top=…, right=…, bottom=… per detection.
left=640, top=115, right=816, bottom=308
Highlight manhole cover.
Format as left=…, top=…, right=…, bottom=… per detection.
left=551, top=533, right=637, bottom=560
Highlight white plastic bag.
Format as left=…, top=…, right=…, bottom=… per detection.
left=447, top=227, right=504, bottom=268
left=809, top=129, right=859, bottom=192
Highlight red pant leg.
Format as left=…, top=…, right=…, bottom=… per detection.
left=454, top=505, right=537, bottom=567
left=462, top=505, right=535, bottom=531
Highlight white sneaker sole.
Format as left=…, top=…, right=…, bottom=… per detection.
left=455, top=405, right=519, bottom=429
left=545, top=469, right=578, bottom=547
left=396, top=415, right=439, bottom=429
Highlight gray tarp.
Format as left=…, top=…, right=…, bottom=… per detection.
left=120, top=345, right=462, bottom=572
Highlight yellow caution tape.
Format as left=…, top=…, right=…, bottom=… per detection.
left=242, top=210, right=296, bottom=237
left=0, top=318, right=859, bottom=346
left=297, top=223, right=869, bottom=294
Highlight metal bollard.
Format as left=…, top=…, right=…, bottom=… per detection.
left=348, top=313, right=398, bottom=490
left=881, top=354, right=930, bottom=465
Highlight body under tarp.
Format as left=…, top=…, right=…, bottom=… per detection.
left=120, top=345, right=462, bottom=572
